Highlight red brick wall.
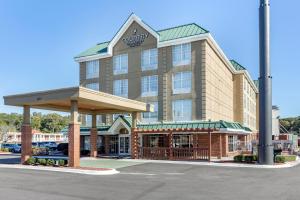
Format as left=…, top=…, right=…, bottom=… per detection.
left=90, top=128, right=98, bottom=157
left=68, top=123, right=80, bottom=167
left=21, top=124, right=32, bottom=164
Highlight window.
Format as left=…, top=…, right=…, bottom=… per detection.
left=172, top=99, right=192, bottom=121
left=142, top=102, right=158, bottom=122
left=113, top=79, right=128, bottom=97
left=113, top=54, right=128, bottom=75
left=228, top=135, right=238, bottom=152
left=172, top=43, right=191, bottom=66
left=85, top=83, right=99, bottom=91
left=85, top=115, right=103, bottom=126
left=173, top=134, right=192, bottom=148
left=172, top=71, right=192, bottom=94
left=148, top=135, right=165, bottom=147
left=141, top=75, right=158, bottom=97
left=86, top=60, right=99, bottom=79
left=141, top=48, right=158, bottom=70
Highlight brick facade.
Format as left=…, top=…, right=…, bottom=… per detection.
left=21, top=124, right=32, bottom=164
left=90, top=128, right=98, bottom=157
left=68, top=123, right=80, bottom=167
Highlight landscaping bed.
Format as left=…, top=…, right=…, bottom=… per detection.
left=26, top=157, right=67, bottom=167
left=233, top=154, right=297, bottom=164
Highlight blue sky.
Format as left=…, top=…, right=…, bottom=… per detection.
left=0, top=0, right=299, bottom=117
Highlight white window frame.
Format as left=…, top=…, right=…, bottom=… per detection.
left=113, top=79, right=128, bottom=98
left=86, top=60, right=99, bottom=79
left=172, top=43, right=191, bottom=66
left=113, top=54, right=128, bottom=75
left=141, top=75, right=158, bottom=97
left=172, top=71, right=192, bottom=94
left=141, top=48, right=158, bottom=71
left=172, top=99, right=192, bottom=121
left=228, top=135, right=238, bottom=152
left=142, top=101, right=158, bottom=123
left=85, top=83, right=99, bottom=91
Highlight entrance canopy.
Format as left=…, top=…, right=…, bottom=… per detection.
left=3, top=86, right=153, bottom=114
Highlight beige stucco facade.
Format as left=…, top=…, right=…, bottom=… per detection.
left=78, top=16, right=259, bottom=133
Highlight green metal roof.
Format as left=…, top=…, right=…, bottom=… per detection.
left=158, top=23, right=208, bottom=42
left=76, top=41, right=109, bottom=59
left=230, top=60, right=246, bottom=71
left=136, top=120, right=251, bottom=132
left=75, top=23, right=208, bottom=58
left=61, top=115, right=251, bottom=134
left=61, top=125, right=110, bottom=133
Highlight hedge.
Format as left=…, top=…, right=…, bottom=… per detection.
left=26, top=157, right=67, bottom=167
left=234, top=154, right=257, bottom=163
left=275, top=155, right=297, bottom=163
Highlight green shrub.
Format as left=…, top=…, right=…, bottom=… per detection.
left=26, top=157, right=36, bottom=165
left=275, top=156, right=285, bottom=163
left=58, top=160, right=65, bottom=166
left=46, top=159, right=55, bottom=166
left=234, top=154, right=258, bottom=163
left=1, top=148, right=9, bottom=152
left=234, top=155, right=244, bottom=162
left=275, top=155, right=296, bottom=163
left=37, top=158, right=47, bottom=165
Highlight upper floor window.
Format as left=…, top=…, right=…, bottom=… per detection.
left=172, top=43, right=191, bottom=66
left=85, top=115, right=103, bottom=127
left=113, top=79, right=128, bottom=98
left=172, top=71, right=192, bottom=94
left=113, top=54, right=128, bottom=75
left=141, top=48, right=158, bottom=71
left=142, top=101, right=158, bottom=122
left=141, top=75, right=158, bottom=97
left=172, top=99, right=192, bottom=121
left=86, top=60, right=99, bottom=79
left=85, top=83, right=99, bottom=91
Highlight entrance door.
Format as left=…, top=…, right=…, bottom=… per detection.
left=109, top=135, right=118, bottom=155
left=119, top=135, right=130, bottom=155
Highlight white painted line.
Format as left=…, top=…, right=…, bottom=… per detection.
left=121, top=172, right=156, bottom=176
left=0, top=164, right=120, bottom=175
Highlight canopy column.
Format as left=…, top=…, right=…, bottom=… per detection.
left=208, top=129, right=212, bottom=162
left=68, top=100, right=80, bottom=167
left=131, top=112, right=138, bottom=159
left=90, top=114, right=98, bottom=157
left=21, top=105, right=32, bottom=164
left=168, top=132, right=173, bottom=160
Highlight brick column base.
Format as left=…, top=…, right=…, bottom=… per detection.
left=131, top=129, right=138, bottom=159
left=21, top=124, right=32, bottom=164
left=90, top=128, right=98, bottom=157
left=168, top=132, right=173, bottom=160
left=68, top=123, right=80, bottom=167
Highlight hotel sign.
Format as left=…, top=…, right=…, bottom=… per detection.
left=122, top=29, right=149, bottom=47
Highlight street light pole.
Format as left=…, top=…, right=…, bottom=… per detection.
left=258, top=0, right=273, bottom=164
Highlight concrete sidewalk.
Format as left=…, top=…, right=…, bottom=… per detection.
left=0, top=164, right=119, bottom=175
left=120, top=157, right=300, bottom=169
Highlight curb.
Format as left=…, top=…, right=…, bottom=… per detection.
left=0, top=164, right=120, bottom=175
left=121, top=157, right=300, bottom=169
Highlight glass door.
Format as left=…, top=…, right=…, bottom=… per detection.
left=119, top=135, right=130, bottom=155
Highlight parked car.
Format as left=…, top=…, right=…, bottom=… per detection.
left=2, top=143, right=21, bottom=153
left=57, top=143, right=68, bottom=156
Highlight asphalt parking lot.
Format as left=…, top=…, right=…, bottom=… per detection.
left=0, top=154, right=299, bottom=200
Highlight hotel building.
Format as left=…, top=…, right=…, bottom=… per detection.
left=73, top=14, right=259, bottom=160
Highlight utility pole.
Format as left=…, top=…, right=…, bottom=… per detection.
left=258, top=0, right=273, bottom=164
